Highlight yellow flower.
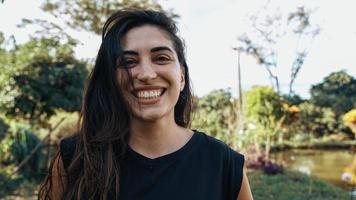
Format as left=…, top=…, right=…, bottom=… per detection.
left=343, top=109, right=356, bottom=124
left=288, top=105, right=300, bottom=113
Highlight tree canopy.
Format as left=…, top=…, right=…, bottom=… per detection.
left=310, top=70, right=356, bottom=117
left=41, top=0, right=177, bottom=35
left=0, top=35, right=88, bottom=126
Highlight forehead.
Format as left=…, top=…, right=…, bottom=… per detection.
left=121, top=25, right=175, bottom=51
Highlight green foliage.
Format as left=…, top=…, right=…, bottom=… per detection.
left=0, top=117, right=9, bottom=140
left=0, top=36, right=88, bottom=126
left=41, top=0, right=176, bottom=35
left=0, top=33, right=17, bottom=96
left=249, top=170, right=349, bottom=200
left=244, top=86, right=284, bottom=126
left=0, top=172, right=23, bottom=197
left=0, top=123, right=46, bottom=196
left=289, top=102, right=339, bottom=137
left=191, top=89, right=238, bottom=148
left=310, top=71, right=356, bottom=117
left=243, top=86, right=285, bottom=155
left=282, top=93, right=304, bottom=105
left=0, top=123, right=46, bottom=181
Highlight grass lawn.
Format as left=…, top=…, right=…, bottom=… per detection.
left=248, top=170, right=350, bottom=200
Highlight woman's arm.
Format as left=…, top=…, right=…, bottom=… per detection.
left=38, top=152, right=67, bottom=200
left=236, top=170, right=253, bottom=200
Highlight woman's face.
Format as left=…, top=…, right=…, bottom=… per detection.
left=117, top=25, right=185, bottom=123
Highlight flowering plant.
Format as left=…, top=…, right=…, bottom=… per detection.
left=244, top=146, right=283, bottom=175
left=342, top=159, right=356, bottom=186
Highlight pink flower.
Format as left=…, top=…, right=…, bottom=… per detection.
left=341, top=172, right=352, bottom=182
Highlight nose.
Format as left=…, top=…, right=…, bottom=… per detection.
left=136, top=59, right=157, bottom=82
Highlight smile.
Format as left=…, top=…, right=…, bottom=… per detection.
left=133, top=88, right=166, bottom=99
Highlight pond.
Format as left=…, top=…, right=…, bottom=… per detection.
left=270, top=149, right=355, bottom=190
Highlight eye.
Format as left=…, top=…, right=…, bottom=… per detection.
left=121, top=58, right=137, bottom=68
left=154, top=55, right=171, bottom=64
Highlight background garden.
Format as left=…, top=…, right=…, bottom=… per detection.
left=0, top=0, right=355, bottom=199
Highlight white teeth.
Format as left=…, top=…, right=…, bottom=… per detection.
left=136, top=89, right=163, bottom=98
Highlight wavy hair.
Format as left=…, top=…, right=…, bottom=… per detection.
left=39, top=8, right=193, bottom=199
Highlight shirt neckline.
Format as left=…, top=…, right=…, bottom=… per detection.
left=126, top=130, right=200, bottom=165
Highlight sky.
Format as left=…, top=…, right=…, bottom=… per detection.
left=1, top=0, right=355, bottom=98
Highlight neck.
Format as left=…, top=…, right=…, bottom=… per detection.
left=128, top=117, right=192, bottom=159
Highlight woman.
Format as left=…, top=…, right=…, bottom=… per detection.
left=39, top=9, right=253, bottom=200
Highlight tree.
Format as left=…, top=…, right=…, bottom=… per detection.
left=41, top=0, right=177, bottom=35
left=282, top=93, right=304, bottom=105
left=238, top=4, right=320, bottom=95
left=0, top=36, right=88, bottom=127
left=191, top=89, right=239, bottom=148
left=290, top=101, right=338, bottom=137
left=244, top=86, right=285, bottom=157
left=310, top=71, right=356, bottom=117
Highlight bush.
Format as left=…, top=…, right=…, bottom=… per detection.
left=243, top=86, right=285, bottom=155
left=289, top=102, right=340, bottom=137
left=244, top=146, right=283, bottom=175
left=0, top=123, right=46, bottom=196
left=0, top=117, right=9, bottom=140
left=7, top=124, right=46, bottom=181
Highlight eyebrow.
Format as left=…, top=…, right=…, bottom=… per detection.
left=122, top=46, right=174, bottom=55
left=150, top=46, right=174, bottom=53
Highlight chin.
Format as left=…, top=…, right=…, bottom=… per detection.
left=134, top=112, right=165, bottom=122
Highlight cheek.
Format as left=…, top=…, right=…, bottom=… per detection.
left=167, top=66, right=183, bottom=84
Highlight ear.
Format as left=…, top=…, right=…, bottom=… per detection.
left=180, top=67, right=185, bottom=92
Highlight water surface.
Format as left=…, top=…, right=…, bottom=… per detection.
left=271, top=149, right=355, bottom=189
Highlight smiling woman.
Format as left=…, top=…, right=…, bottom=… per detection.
left=117, top=25, right=184, bottom=123
left=38, top=8, right=253, bottom=200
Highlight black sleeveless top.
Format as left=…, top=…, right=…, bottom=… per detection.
left=60, top=131, right=244, bottom=200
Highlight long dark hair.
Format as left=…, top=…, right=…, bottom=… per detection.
left=39, top=8, right=193, bottom=199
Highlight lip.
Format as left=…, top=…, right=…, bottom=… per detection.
left=132, top=86, right=167, bottom=92
left=131, top=86, right=166, bottom=105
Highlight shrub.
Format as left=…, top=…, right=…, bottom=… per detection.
left=0, top=123, right=46, bottom=183
left=0, top=117, right=9, bottom=140
left=289, top=102, right=340, bottom=137
left=244, top=145, right=283, bottom=175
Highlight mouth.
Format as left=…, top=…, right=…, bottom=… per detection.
left=132, top=88, right=166, bottom=99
